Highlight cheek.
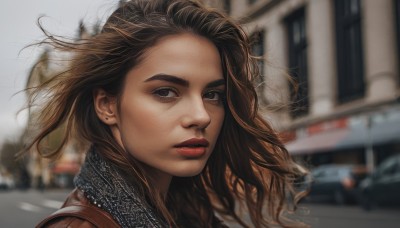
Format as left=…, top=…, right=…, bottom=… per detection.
left=117, top=105, right=163, bottom=156
left=122, top=104, right=161, bottom=133
left=211, top=109, right=225, bottom=134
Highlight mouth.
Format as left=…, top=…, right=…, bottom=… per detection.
left=174, top=138, right=209, bottom=148
left=174, top=138, right=209, bottom=157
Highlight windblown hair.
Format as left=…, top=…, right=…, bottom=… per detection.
left=27, top=0, right=306, bottom=227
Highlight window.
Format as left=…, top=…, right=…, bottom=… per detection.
left=396, top=0, right=400, bottom=76
left=285, top=8, right=309, bottom=117
left=248, top=0, right=256, bottom=5
left=223, top=0, right=231, bottom=15
left=250, top=30, right=265, bottom=83
left=377, top=158, right=398, bottom=177
left=334, top=0, right=365, bottom=103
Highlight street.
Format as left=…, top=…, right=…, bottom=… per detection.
left=0, top=189, right=69, bottom=228
left=297, top=203, right=400, bottom=228
left=0, top=189, right=399, bottom=228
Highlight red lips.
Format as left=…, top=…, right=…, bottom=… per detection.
left=175, top=138, right=209, bottom=147
left=174, top=138, right=209, bottom=157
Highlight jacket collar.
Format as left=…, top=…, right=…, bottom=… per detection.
left=74, top=147, right=168, bottom=227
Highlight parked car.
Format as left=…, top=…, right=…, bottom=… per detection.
left=360, top=154, right=400, bottom=210
left=307, top=164, right=367, bottom=205
left=0, top=173, right=15, bottom=190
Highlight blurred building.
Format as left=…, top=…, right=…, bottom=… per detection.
left=207, top=0, right=400, bottom=170
left=23, top=23, right=94, bottom=188
left=24, top=49, right=82, bottom=189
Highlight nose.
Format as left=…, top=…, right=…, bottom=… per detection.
left=181, top=98, right=211, bottom=130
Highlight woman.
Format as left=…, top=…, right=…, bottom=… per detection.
left=30, top=0, right=305, bottom=227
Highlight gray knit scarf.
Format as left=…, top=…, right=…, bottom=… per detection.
left=74, top=148, right=168, bottom=228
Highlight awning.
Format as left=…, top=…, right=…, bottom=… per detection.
left=285, top=128, right=349, bottom=155
left=337, top=115, right=400, bottom=149
left=285, top=108, right=400, bottom=155
left=52, top=162, right=80, bottom=174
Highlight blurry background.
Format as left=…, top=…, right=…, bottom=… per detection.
left=0, top=0, right=114, bottom=189
left=207, top=0, right=400, bottom=170
left=206, top=0, right=400, bottom=226
left=0, top=0, right=399, bottom=227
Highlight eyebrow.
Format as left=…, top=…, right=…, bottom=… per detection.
left=144, top=74, right=225, bottom=88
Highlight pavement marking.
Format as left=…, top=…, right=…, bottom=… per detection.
left=42, top=199, right=63, bottom=209
left=18, top=202, right=42, bottom=213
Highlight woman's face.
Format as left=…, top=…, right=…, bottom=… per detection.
left=110, top=33, right=225, bottom=178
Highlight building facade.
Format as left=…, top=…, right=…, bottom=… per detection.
left=208, top=0, right=400, bottom=170
left=23, top=24, right=94, bottom=189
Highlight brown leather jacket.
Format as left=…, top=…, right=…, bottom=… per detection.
left=36, top=188, right=120, bottom=228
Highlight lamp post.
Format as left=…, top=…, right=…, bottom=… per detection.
left=365, top=115, right=375, bottom=172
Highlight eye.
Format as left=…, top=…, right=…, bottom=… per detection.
left=203, top=90, right=224, bottom=101
left=152, top=88, right=179, bottom=100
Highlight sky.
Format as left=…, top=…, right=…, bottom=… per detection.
left=0, top=0, right=116, bottom=146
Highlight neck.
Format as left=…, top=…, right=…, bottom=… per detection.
left=143, top=166, right=172, bottom=200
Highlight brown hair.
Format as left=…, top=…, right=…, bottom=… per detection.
left=27, top=0, right=305, bottom=227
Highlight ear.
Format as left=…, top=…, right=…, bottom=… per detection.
left=93, top=88, right=118, bottom=125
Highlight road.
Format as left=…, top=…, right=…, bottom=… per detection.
left=0, top=189, right=399, bottom=227
left=297, top=203, right=400, bottom=228
left=0, top=189, right=69, bottom=228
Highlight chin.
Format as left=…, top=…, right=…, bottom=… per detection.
left=170, top=164, right=206, bottom=177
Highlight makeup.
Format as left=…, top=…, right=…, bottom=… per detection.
left=174, top=138, right=209, bottom=158
left=108, top=33, right=224, bottom=179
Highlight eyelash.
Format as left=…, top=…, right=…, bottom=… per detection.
left=152, top=88, right=178, bottom=99
left=203, top=90, right=224, bottom=102
left=152, top=88, right=225, bottom=103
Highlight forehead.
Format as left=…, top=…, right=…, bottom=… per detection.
left=126, top=33, right=223, bottom=82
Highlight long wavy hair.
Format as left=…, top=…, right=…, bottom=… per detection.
left=26, top=0, right=306, bottom=227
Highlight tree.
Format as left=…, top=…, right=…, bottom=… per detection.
left=0, top=137, right=31, bottom=188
